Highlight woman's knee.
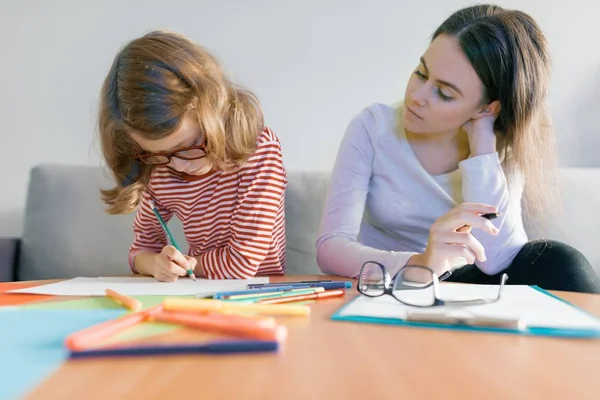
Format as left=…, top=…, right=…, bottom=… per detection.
left=524, top=240, right=600, bottom=293
left=527, top=240, right=588, bottom=266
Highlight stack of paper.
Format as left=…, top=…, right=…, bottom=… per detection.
left=7, top=276, right=270, bottom=297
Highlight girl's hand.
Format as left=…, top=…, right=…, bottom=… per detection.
left=153, top=245, right=197, bottom=282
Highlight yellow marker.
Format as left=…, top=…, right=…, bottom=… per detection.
left=226, top=287, right=324, bottom=301
left=163, top=298, right=310, bottom=317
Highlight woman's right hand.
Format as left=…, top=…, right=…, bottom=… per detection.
left=153, top=245, right=197, bottom=282
left=412, top=203, right=499, bottom=274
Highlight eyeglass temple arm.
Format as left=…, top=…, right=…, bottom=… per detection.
left=440, top=273, right=508, bottom=305
left=441, top=298, right=495, bottom=306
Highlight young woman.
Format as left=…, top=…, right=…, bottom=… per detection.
left=316, top=4, right=600, bottom=293
left=98, top=30, right=287, bottom=281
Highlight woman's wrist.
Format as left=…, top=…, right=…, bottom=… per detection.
left=467, top=127, right=497, bottom=156
left=407, top=253, right=427, bottom=267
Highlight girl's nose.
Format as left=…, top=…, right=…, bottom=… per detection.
left=169, top=157, right=188, bottom=171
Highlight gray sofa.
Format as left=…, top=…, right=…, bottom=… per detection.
left=0, top=164, right=330, bottom=281
left=1, top=164, right=600, bottom=282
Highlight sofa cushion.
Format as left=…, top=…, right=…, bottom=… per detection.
left=283, top=171, right=330, bottom=275
left=18, top=165, right=188, bottom=280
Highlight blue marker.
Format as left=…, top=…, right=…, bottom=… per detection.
left=247, top=281, right=352, bottom=290
left=208, top=286, right=298, bottom=299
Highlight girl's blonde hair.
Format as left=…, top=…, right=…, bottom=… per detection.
left=98, top=30, right=264, bottom=214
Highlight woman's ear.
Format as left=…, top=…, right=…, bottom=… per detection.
left=472, top=100, right=501, bottom=119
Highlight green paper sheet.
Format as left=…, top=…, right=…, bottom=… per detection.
left=21, top=295, right=193, bottom=310
left=102, top=321, right=178, bottom=345
left=21, top=295, right=195, bottom=343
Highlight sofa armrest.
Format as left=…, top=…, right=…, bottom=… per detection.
left=0, top=238, right=20, bottom=282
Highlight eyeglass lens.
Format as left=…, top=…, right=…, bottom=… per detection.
left=392, top=266, right=436, bottom=306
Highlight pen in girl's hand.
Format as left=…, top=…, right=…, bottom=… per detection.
left=149, top=200, right=196, bottom=281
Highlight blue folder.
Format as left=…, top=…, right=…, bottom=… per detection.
left=330, top=286, right=600, bottom=338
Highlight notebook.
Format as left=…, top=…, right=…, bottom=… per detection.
left=331, top=283, right=600, bottom=338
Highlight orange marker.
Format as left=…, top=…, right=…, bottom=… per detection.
left=150, top=311, right=288, bottom=343
left=202, top=311, right=277, bottom=328
left=105, top=288, right=143, bottom=312
left=65, top=305, right=163, bottom=351
left=258, top=289, right=345, bottom=305
left=165, top=309, right=277, bottom=328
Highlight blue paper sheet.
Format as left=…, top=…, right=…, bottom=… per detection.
left=0, top=309, right=125, bottom=400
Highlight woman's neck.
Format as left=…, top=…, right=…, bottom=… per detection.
left=405, top=128, right=471, bottom=175
left=405, top=128, right=468, bottom=147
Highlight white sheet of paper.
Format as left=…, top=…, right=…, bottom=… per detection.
left=339, top=284, right=600, bottom=330
left=7, top=276, right=270, bottom=296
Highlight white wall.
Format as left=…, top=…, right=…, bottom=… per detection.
left=1, top=0, right=599, bottom=237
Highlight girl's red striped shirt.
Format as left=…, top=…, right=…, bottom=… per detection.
left=129, top=127, right=287, bottom=279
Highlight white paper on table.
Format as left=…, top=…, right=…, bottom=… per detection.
left=339, top=283, right=600, bottom=331
left=6, top=276, right=270, bottom=296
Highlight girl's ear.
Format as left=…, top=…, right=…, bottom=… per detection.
left=472, top=100, right=501, bottom=119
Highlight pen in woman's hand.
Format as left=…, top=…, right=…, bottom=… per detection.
left=457, top=212, right=501, bottom=233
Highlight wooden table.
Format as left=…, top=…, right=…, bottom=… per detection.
left=5, top=276, right=600, bottom=399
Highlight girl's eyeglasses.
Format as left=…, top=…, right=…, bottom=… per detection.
left=134, top=139, right=207, bottom=166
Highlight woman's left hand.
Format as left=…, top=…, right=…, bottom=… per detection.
left=462, top=114, right=498, bottom=156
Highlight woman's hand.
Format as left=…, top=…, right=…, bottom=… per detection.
left=461, top=113, right=498, bottom=156
left=409, top=203, right=499, bottom=274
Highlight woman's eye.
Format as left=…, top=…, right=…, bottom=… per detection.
left=414, top=70, right=427, bottom=80
left=437, top=88, right=454, bottom=102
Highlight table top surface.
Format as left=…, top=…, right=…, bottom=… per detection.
left=4, top=275, right=600, bottom=400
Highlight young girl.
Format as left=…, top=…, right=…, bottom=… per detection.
left=317, top=5, right=600, bottom=293
left=98, top=30, right=287, bottom=281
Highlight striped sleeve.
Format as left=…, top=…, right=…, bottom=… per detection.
left=199, top=129, right=287, bottom=279
left=128, top=189, right=173, bottom=273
